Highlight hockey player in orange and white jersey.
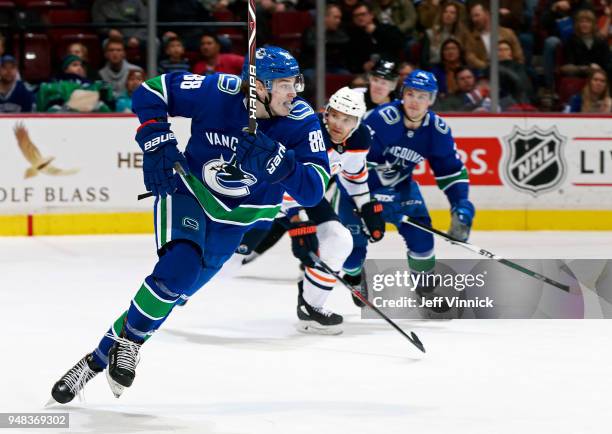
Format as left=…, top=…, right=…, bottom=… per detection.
left=234, top=87, right=386, bottom=334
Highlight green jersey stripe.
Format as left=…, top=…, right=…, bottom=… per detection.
left=436, top=167, right=469, bottom=191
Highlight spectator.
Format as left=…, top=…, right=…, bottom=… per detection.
left=541, top=0, right=593, bottom=92
left=192, top=33, right=244, bottom=76
left=98, top=38, right=143, bottom=97
left=0, top=55, right=34, bottom=113
left=159, top=37, right=190, bottom=74
left=116, top=69, right=145, bottom=112
left=397, top=61, right=415, bottom=85
left=347, top=2, right=404, bottom=73
left=92, top=0, right=148, bottom=49
left=422, top=0, right=469, bottom=69
left=560, top=9, right=610, bottom=77
left=0, top=33, right=5, bottom=57
left=66, top=42, right=97, bottom=80
left=597, top=2, right=611, bottom=44
left=340, top=0, right=360, bottom=26
left=495, top=39, right=534, bottom=108
left=201, top=0, right=235, bottom=13
left=37, top=55, right=115, bottom=112
left=417, top=0, right=466, bottom=30
left=58, top=55, right=88, bottom=82
left=434, top=66, right=492, bottom=111
left=256, top=0, right=287, bottom=45
left=350, top=74, right=369, bottom=88
left=498, top=0, right=526, bottom=31
left=371, top=0, right=417, bottom=35
left=363, top=58, right=399, bottom=110
left=158, top=1, right=212, bottom=51
left=301, top=4, right=350, bottom=73
left=67, top=42, right=88, bottom=62
left=498, top=0, right=534, bottom=68
left=464, top=2, right=524, bottom=71
left=431, top=38, right=465, bottom=97
left=564, top=67, right=611, bottom=112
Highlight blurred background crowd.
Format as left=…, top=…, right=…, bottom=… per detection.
left=0, top=0, right=610, bottom=114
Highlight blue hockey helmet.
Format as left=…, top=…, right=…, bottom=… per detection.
left=241, top=46, right=304, bottom=93
left=402, top=69, right=438, bottom=100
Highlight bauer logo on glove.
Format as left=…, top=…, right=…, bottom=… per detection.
left=266, top=142, right=287, bottom=175
left=143, top=132, right=176, bottom=152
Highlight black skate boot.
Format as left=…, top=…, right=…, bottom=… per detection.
left=344, top=273, right=367, bottom=307
left=296, top=281, right=343, bottom=335
left=106, top=333, right=142, bottom=398
left=51, top=353, right=103, bottom=404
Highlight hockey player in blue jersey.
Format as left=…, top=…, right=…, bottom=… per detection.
left=50, top=46, right=330, bottom=403
left=337, top=70, right=475, bottom=294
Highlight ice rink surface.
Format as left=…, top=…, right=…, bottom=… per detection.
left=2, top=231, right=612, bottom=434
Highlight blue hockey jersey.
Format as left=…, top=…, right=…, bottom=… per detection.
left=132, top=72, right=330, bottom=224
left=363, top=100, right=469, bottom=206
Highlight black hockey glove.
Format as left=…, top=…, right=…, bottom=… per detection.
left=359, top=200, right=385, bottom=242
left=288, top=220, right=319, bottom=268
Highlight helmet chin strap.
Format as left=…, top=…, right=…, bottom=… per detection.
left=256, top=93, right=275, bottom=118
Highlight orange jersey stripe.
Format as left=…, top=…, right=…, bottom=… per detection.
left=342, top=170, right=367, bottom=180
left=306, top=267, right=337, bottom=284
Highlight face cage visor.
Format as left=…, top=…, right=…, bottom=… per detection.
left=263, top=74, right=305, bottom=93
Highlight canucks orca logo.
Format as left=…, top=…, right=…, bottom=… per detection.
left=203, top=154, right=257, bottom=198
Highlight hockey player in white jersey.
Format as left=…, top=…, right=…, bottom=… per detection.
left=234, top=87, right=386, bottom=334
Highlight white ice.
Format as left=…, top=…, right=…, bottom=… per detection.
left=2, top=231, right=612, bottom=434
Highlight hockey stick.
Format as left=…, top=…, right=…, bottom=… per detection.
left=139, top=8, right=255, bottom=201
left=246, top=0, right=257, bottom=134
left=308, top=252, right=426, bottom=354
left=137, top=162, right=186, bottom=200
left=400, top=216, right=570, bottom=292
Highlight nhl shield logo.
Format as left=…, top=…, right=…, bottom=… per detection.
left=503, top=126, right=567, bottom=195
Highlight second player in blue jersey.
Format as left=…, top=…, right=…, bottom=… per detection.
left=338, top=70, right=476, bottom=290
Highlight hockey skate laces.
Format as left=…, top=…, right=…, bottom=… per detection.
left=105, top=333, right=141, bottom=372
left=62, top=358, right=97, bottom=399
left=313, top=306, right=334, bottom=317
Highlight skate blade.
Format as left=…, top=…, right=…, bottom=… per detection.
left=105, top=369, right=125, bottom=398
left=44, top=398, right=59, bottom=408
left=296, top=320, right=343, bottom=335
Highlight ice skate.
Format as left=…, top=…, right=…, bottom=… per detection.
left=296, top=281, right=343, bottom=335
left=106, top=334, right=142, bottom=398
left=50, top=353, right=103, bottom=404
left=344, top=273, right=368, bottom=307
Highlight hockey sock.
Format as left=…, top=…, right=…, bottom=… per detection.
left=303, top=266, right=336, bottom=307
left=91, top=241, right=202, bottom=367
left=91, top=277, right=178, bottom=367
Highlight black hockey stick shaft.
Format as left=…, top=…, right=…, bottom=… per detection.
left=401, top=216, right=570, bottom=292
left=246, top=0, right=257, bottom=134
left=308, top=252, right=426, bottom=353
left=137, top=162, right=187, bottom=200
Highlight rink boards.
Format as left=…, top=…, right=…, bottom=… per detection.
left=0, top=113, right=611, bottom=235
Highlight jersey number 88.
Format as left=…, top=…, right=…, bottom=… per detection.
left=308, top=130, right=325, bottom=153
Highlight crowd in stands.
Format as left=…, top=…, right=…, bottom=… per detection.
left=0, top=0, right=610, bottom=114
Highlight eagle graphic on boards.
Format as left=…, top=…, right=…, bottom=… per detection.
left=13, top=122, right=79, bottom=179
left=503, top=126, right=567, bottom=196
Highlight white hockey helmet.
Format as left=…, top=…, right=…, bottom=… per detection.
left=325, top=87, right=367, bottom=139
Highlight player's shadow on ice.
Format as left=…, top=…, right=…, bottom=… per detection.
left=161, top=326, right=423, bottom=362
